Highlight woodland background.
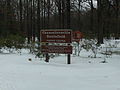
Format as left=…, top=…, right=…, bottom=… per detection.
left=0, top=0, right=120, bottom=44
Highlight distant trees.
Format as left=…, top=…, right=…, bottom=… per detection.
left=0, top=0, right=120, bottom=44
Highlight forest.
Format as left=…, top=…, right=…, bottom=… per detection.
left=0, top=0, right=120, bottom=45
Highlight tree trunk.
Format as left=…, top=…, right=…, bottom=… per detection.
left=19, top=0, right=23, bottom=33
left=37, top=0, right=40, bottom=42
left=97, top=0, right=103, bottom=44
left=66, top=0, right=71, bottom=64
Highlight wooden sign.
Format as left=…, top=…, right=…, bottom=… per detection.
left=41, top=45, right=72, bottom=54
left=73, top=31, right=82, bottom=43
left=40, top=30, right=72, bottom=43
left=40, top=29, right=73, bottom=64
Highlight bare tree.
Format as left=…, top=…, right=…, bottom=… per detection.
left=97, top=0, right=104, bottom=44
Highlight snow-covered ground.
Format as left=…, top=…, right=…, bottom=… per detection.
left=0, top=39, right=120, bottom=90
left=0, top=47, right=120, bottom=90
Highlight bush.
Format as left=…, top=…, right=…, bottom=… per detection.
left=0, top=34, right=25, bottom=53
left=0, top=37, right=5, bottom=52
left=81, top=39, right=99, bottom=58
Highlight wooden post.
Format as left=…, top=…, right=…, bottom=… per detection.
left=67, top=54, right=71, bottom=64
left=67, top=44, right=71, bottom=64
left=45, top=53, right=49, bottom=62
left=45, top=43, right=49, bottom=62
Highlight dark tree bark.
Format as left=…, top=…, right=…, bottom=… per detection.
left=58, top=0, right=62, bottom=28
left=78, top=0, right=82, bottom=31
left=115, top=0, right=120, bottom=39
left=66, top=0, right=71, bottom=29
left=90, top=0, right=94, bottom=33
left=66, top=0, right=71, bottom=64
left=61, top=0, right=65, bottom=28
left=37, top=0, right=41, bottom=42
left=97, top=0, right=104, bottom=44
left=19, top=0, right=23, bottom=33
left=26, top=0, right=31, bottom=43
left=47, top=0, right=50, bottom=28
left=32, top=0, right=36, bottom=42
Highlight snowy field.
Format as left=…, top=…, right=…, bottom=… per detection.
left=0, top=40, right=120, bottom=90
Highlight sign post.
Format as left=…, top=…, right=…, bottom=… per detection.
left=45, top=43, right=49, bottom=62
left=67, top=44, right=71, bottom=64
left=40, top=29, right=72, bottom=64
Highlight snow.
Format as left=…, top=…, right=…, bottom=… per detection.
left=0, top=40, right=120, bottom=90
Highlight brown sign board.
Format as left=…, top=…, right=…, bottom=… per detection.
left=41, top=45, right=72, bottom=54
left=72, top=31, right=82, bottom=43
left=40, top=30, right=72, bottom=43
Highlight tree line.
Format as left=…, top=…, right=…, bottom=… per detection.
left=0, top=0, right=120, bottom=44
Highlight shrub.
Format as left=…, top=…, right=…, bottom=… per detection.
left=0, top=34, right=25, bottom=53
left=0, top=37, right=5, bottom=52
